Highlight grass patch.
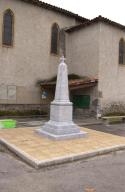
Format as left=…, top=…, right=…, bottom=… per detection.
left=0, top=110, right=47, bottom=117
left=103, top=112, right=125, bottom=116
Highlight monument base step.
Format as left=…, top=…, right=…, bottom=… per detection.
left=36, top=129, right=87, bottom=140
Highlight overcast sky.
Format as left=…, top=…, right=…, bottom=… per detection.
left=43, top=0, right=125, bottom=25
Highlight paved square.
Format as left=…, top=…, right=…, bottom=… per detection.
left=0, top=127, right=125, bottom=168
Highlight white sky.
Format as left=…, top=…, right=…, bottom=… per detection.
left=42, top=0, right=125, bottom=25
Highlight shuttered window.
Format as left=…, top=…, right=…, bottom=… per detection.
left=2, top=9, right=14, bottom=46
left=51, top=23, right=59, bottom=54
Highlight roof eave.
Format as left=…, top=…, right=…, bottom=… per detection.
left=18, top=0, right=89, bottom=22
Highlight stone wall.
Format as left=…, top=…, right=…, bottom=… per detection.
left=101, top=102, right=125, bottom=115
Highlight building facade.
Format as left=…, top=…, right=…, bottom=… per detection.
left=0, top=0, right=125, bottom=116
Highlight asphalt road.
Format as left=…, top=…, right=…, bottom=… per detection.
left=85, top=123, right=125, bottom=136
left=0, top=149, right=125, bottom=192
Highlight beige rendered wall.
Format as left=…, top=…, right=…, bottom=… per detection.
left=65, top=24, right=100, bottom=115
left=98, top=23, right=125, bottom=114
left=0, top=0, right=76, bottom=105
left=66, top=23, right=100, bottom=77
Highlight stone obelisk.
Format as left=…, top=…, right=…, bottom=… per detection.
left=37, top=56, right=87, bottom=140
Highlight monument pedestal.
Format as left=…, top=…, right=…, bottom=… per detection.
left=37, top=101, right=87, bottom=140
left=37, top=56, right=87, bottom=140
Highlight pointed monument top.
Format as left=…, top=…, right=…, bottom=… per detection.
left=60, top=56, right=66, bottom=63
left=54, top=55, right=69, bottom=103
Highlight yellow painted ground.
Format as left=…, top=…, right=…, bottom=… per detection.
left=0, top=127, right=125, bottom=161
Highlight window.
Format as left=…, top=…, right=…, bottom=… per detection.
left=51, top=23, right=59, bottom=55
left=60, top=29, right=66, bottom=56
left=119, top=38, right=125, bottom=64
left=2, top=9, right=14, bottom=46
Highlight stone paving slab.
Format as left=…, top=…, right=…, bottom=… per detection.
left=0, top=127, right=125, bottom=168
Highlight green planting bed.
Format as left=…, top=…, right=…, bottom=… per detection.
left=0, top=119, right=16, bottom=129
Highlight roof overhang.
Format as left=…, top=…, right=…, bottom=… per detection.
left=40, top=77, right=98, bottom=91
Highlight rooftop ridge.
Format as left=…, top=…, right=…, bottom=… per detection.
left=66, top=15, right=125, bottom=32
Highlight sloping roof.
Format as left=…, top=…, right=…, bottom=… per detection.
left=65, top=15, right=125, bottom=33
left=40, top=77, right=98, bottom=90
left=18, top=0, right=88, bottom=22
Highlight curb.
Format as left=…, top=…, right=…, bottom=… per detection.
left=0, top=138, right=125, bottom=169
left=37, top=145, right=125, bottom=168
left=78, top=122, right=102, bottom=126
